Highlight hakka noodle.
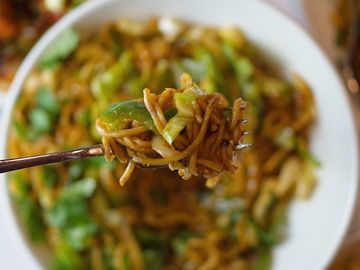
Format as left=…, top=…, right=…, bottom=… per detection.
left=8, top=18, right=317, bottom=269
left=97, top=73, right=248, bottom=186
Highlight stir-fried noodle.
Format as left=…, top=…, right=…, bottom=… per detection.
left=97, top=74, right=248, bottom=185
left=8, top=18, right=317, bottom=270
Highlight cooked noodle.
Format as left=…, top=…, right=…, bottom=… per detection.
left=97, top=74, right=247, bottom=184
left=8, top=18, right=317, bottom=270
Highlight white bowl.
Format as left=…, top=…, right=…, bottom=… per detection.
left=0, top=0, right=358, bottom=269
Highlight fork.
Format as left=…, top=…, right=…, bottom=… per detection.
left=0, top=144, right=171, bottom=173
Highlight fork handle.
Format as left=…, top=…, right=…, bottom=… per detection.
left=0, top=144, right=103, bottom=173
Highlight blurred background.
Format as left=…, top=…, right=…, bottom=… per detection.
left=0, top=0, right=359, bottom=268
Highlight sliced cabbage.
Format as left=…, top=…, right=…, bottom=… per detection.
left=162, top=116, right=192, bottom=145
left=161, top=88, right=198, bottom=144
left=91, top=51, right=133, bottom=99
left=152, top=135, right=180, bottom=157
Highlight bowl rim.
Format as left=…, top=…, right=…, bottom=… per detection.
left=0, top=0, right=358, bottom=269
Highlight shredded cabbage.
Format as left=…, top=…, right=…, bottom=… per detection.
left=161, top=89, right=198, bottom=144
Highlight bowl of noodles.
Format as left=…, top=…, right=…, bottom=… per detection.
left=0, top=0, right=358, bottom=269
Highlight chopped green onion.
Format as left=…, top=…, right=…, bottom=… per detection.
left=40, top=28, right=80, bottom=69
left=62, top=222, right=98, bottom=251
left=60, top=178, right=96, bottom=200
left=37, top=87, right=60, bottom=115
left=29, top=107, right=53, bottom=134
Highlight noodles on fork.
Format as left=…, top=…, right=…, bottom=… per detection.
left=96, top=74, right=248, bottom=185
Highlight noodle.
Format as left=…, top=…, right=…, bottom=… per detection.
left=8, top=18, right=317, bottom=270
left=96, top=76, right=247, bottom=182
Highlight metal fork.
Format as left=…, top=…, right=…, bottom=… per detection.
left=0, top=141, right=250, bottom=174
left=0, top=144, right=168, bottom=173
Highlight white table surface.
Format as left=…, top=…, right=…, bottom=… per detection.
left=0, top=0, right=348, bottom=269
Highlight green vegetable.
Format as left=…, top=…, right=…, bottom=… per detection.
left=275, top=127, right=296, bottom=151
left=42, top=166, right=58, bottom=188
left=152, top=135, right=180, bottom=158
left=164, top=108, right=177, bottom=120
left=47, top=198, right=88, bottom=228
left=251, top=205, right=285, bottom=248
left=86, top=155, right=109, bottom=168
left=62, top=222, right=98, bottom=250
left=128, top=70, right=151, bottom=98
left=161, top=89, right=198, bottom=145
left=28, top=88, right=60, bottom=136
left=9, top=172, right=30, bottom=199
left=234, top=57, right=254, bottom=90
left=262, top=78, right=291, bottom=98
left=297, top=145, right=321, bottom=168
left=60, top=177, right=96, bottom=200
left=46, top=178, right=98, bottom=251
left=18, top=198, right=46, bottom=242
left=170, top=61, right=185, bottom=88
left=174, top=91, right=197, bottom=117
left=52, top=242, right=84, bottom=270
left=37, top=88, right=60, bottom=115
left=219, top=27, right=245, bottom=49
left=222, top=42, right=265, bottom=132
left=68, top=161, right=84, bottom=182
left=102, top=246, right=116, bottom=270
left=13, top=120, right=27, bottom=139
left=162, top=116, right=190, bottom=145
left=91, top=51, right=133, bottom=99
left=9, top=172, right=46, bottom=242
left=222, top=43, right=254, bottom=96
left=251, top=248, right=272, bottom=270
left=143, top=248, right=165, bottom=270
left=194, top=48, right=229, bottom=98
left=224, top=44, right=262, bottom=130
left=41, top=28, right=80, bottom=68
left=171, top=231, right=195, bottom=255
left=99, top=100, right=157, bottom=132
left=13, top=120, right=37, bottom=141
left=269, top=209, right=287, bottom=239
left=29, top=107, right=53, bottom=133
left=78, top=109, right=91, bottom=127
left=152, top=60, right=172, bottom=91
left=181, top=58, right=206, bottom=82
left=123, top=252, right=133, bottom=270
left=135, top=228, right=167, bottom=247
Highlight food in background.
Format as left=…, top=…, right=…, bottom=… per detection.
left=0, top=0, right=86, bottom=91
left=8, top=18, right=317, bottom=269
